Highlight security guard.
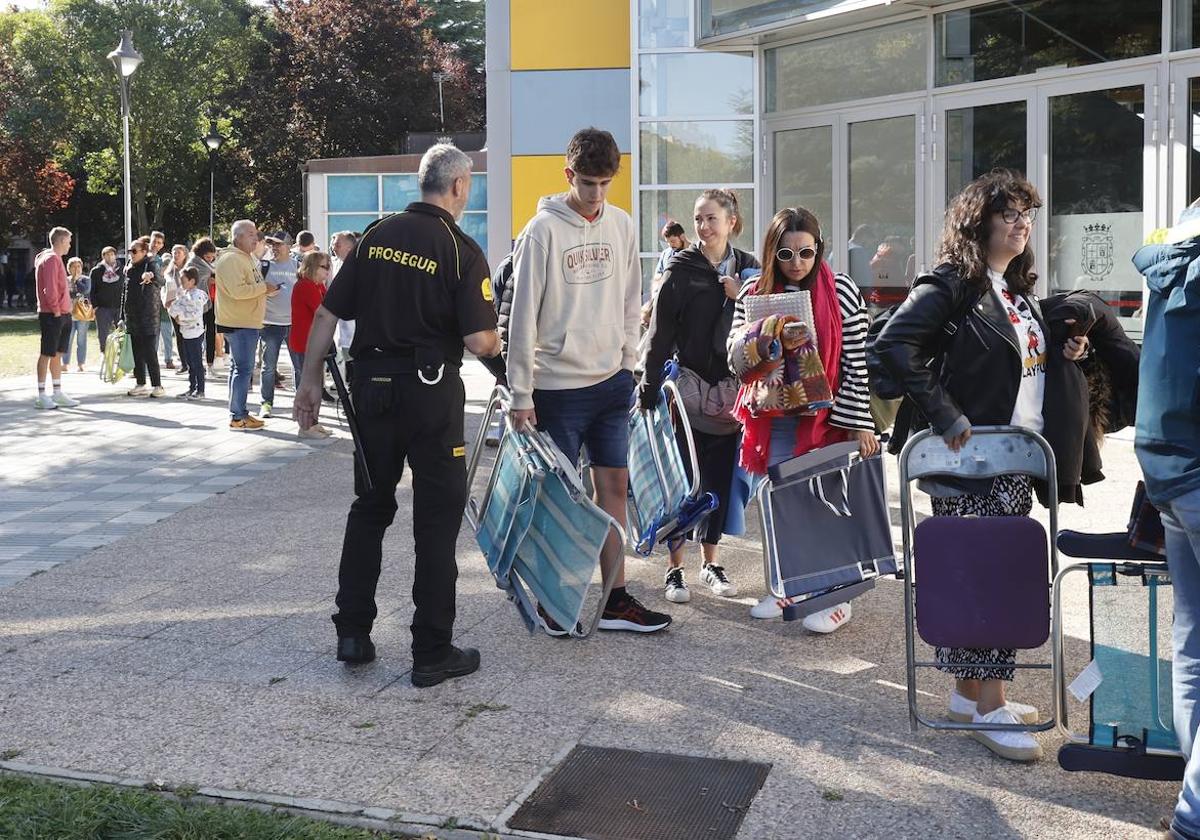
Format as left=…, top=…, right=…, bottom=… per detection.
left=294, top=144, right=504, bottom=688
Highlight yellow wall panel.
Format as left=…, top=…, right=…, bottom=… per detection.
left=511, top=0, right=630, bottom=71
left=511, top=155, right=632, bottom=239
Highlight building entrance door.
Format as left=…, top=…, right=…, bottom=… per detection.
left=766, top=101, right=925, bottom=316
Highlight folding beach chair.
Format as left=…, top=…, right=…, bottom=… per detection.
left=756, top=440, right=898, bottom=621
left=625, top=377, right=718, bottom=556
left=466, top=385, right=624, bottom=637
left=899, top=426, right=1059, bottom=734
left=1051, top=494, right=1184, bottom=780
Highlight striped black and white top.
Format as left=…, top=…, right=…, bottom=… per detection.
left=727, top=272, right=875, bottom=432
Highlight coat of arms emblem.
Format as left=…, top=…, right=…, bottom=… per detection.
left=1082, top=222, right=1114, bottom=281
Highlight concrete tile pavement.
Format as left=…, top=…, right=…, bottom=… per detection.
left=0, top=361, right=1182, bottom=838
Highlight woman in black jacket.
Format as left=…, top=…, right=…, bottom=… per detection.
left=640, top=189, right=759, bottom=605
left=873, top=169, right=1089, bottom=763
left=123, top=236, right=165, bottom=397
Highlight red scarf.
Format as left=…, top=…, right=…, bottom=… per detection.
left=739, top=262, right=847, bottom=474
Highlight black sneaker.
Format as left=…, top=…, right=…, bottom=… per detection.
left=336, top=635, right=375, bottom=665
left=537, top=603, right=581, bottom=637
left=411, top=646, right=481, bottom=688
left=598, top=592, right=672, bottom=633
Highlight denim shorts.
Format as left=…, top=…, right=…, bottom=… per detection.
left=533, top=370, right=634, bottom=469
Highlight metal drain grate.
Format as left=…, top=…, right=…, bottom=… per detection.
left=508, top=744, right=770, bottom=840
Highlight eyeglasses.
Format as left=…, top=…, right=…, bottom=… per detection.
left=776, top=246, right=818, bottom=262
left=1000, top=207, right=1038, bottom=225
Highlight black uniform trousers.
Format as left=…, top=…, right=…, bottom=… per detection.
left=333, top=363, right=467, bottom=666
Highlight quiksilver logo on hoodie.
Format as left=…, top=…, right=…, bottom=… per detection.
left=562, top=243, right=614, bottom=285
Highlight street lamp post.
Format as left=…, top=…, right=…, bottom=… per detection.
left=432, top=71, right=449, bottom=134
left=203, top=120, right=223, bottom=240
left=107, top=30, right=142, bottom=250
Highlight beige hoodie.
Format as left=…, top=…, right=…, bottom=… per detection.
left=506, top=194, right=641, bottom=410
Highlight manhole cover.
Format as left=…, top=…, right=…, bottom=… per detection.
left=508, top=744, right=770, bottom=840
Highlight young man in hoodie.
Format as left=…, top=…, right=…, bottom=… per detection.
left=507, top=127, right=671, bottom=635
left=1134, top=209, right=1200, bottom=840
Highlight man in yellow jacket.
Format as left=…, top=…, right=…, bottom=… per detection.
left=215, top=219, right=270, bottom=430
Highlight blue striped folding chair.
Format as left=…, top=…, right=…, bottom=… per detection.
left=467, top=386, right=624, bottom=637
left=626, top=377, right=717, bottom=556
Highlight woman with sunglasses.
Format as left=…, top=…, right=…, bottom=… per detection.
left=290, top=250, right=332, bottom=438
left=871, top=169, right=1089, bottom=762
left=729, top=207, right=878, bottom=631
left=640, top=188, right=760, bottom=604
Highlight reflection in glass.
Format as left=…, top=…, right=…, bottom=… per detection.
left=466, top=173, right=488, bottom=212
left=766, top=20, right=927, bottom=112
left=1047, top=86, right=1145, bottom=323
left=459, top=212, right=488, bottom=255
left=848, top=116, right=916, bottom=313
left=640, top=121, right=754, bottom=184
left=327, top=213, right=382, bottom=236
left=774, top=126, right=833, bottom=256
left=328, top=176, right=379, bottom=213
left=1175, top=0, right=1199, bottom=50
left=382, top=175, right=419, bottom=212
left=700, top=0, right=840, bottom=39
left=640, top=0, right=690, bottom=48
left=1188, top=80, right=1200, bottom=206
left=935, top=0, right=1161, bottom=87
left=945, top=101, right=1027, bottom=201
left=639, top=52, right=753, bottom=117
left=640, top=189, right=754, bottom=253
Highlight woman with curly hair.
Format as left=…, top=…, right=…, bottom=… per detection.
left=872, top=169, right=1090, bottom=762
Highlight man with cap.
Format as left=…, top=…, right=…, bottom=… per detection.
left=293, top=144, right=504, bottom=687
left=259, top=231, right=298, bottom=417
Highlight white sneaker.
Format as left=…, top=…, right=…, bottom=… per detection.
left=700, top=563, right=738, bottom=597
left=969, top=707, right=1043, bottom=762
left=149, top=386, right=166, bottom=398
left=802, top=602, right=852, bottom=634
left=34, top=394, right=58, bottom=410
left=126, top=385, right=150, bottom=396
left=948, top=690, right=1039, bottom=725
left=51, top=391, right=80, bottom=408
left=750, top=595, right=783, bottom=620
left=260, top=401, right=272, bottom=418
left=664, top=567, right=690, bottom=603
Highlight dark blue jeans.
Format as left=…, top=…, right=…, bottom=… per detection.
left=183, top=336, right=204, bottom=394
left=532, top=369, right=634, bottom=469
left=225, top=327, right=259, bottom=420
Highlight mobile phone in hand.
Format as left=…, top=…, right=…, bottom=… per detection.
left=1067, top=304, right=1097, bottom=338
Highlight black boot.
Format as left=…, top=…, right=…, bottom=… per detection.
left=336, top=635, right=375, bottom=665
left=411, top=646, right=480, bottom=688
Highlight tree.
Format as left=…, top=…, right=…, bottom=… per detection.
left=228, top=0, right=484, bottom=229
left=423, top=0, right=485, bottom=78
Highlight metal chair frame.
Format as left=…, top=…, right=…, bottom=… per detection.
left=898, top=425, right=1060, bottom=734
left=466, top=385, right=623, bottom=638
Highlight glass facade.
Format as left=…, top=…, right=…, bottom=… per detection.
left=640, top=121, right=754, bottom=185
left=699, top=0, right=839, bottom=40
left=944, top=101, right=1027, bottom=202
left=326, top=173, right=488, bottom=254
left=935, top=0, right=1162, bottom=87
left=766, top=20, right=928, bottom=111
left=639, top=52, right=754, bottom=117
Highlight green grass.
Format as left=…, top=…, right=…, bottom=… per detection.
left=0, top=774, right=421, bottom=840
left=0, top=316, right=42, bottom=379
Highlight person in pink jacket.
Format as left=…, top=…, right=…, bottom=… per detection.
left=34, top=227, right=79, bottom=410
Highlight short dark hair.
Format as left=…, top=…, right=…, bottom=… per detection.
left=297, top=230, right=314, bottom=247
left=191, top=237, right=217, bottom=258
left=181, top=266, right=199, bottom=283
left=661, top=221, right=685, bottom=239
left=566, top=127, right=620, bottom=177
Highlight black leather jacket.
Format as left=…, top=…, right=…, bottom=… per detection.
left=873, top=262, right=1050, bottom=449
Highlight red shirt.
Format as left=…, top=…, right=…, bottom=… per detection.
left=289, top=276, right=326, bottom=353
left=35, top=249, right=70, bottom=315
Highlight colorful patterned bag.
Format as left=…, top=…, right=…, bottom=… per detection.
left=731, top=314, right=833, bottom=418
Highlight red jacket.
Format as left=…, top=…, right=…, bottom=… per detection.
left=35, top=249, right=70, bottom=315
left=289, top=276, right=326, bottom=353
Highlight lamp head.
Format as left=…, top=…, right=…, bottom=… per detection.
left=107, top=30, right=143, bottom=78
left=203, top=121, right=223, bottom=152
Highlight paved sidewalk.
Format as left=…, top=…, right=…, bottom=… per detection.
left=0, top=362, right=1182, bottom=839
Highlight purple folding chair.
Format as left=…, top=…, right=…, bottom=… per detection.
left=898, top=426, right=1059, bottom=735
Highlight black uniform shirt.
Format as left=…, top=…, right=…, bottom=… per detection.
left=323, top=202, right=497, bottom=365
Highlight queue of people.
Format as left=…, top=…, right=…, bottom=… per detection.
left=31, top=224, right=357, bottom=432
